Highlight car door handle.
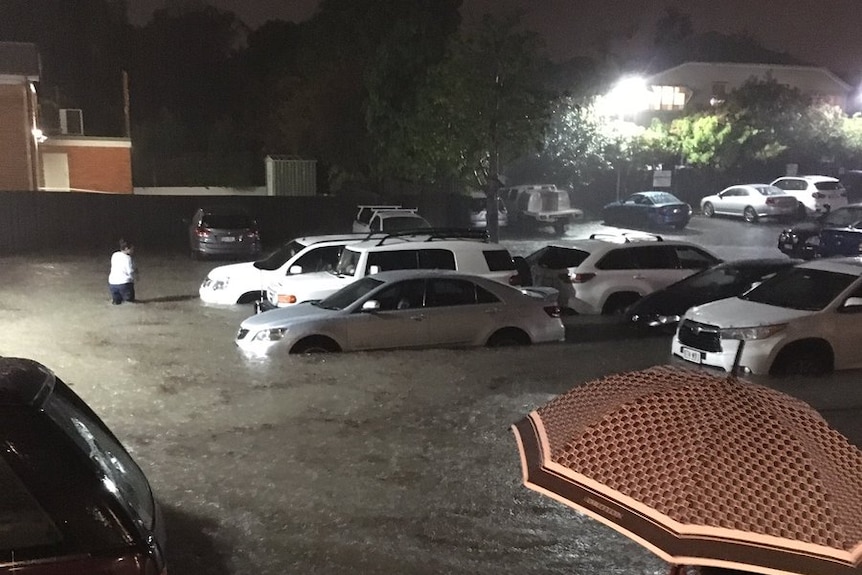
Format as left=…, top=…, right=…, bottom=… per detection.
left=409, top=314, right=426, bottom=321
left=632, top=274, right=646, bottom=280
left=484, top=307, right=501, bottom=314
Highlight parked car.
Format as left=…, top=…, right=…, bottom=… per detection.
left=626, top=258, right=800, bottom=332
left=467, top=190, right=508, bottom=229
left=602, top=191, right=692, bottom=230
left=237, top=269, right=564, bottom=355
left=264, top=229, right=517, bottom=308
left=771, top=175, right=849, bottom=219
left=700, top=184, right=797, bottom=223
left=524, top=233, right=721, bottom=314
left=672, top=257, right=862, bottom=376
left=0, top=357, right=167, bottom=574
left=352, top=205, right=431, bottom=233
left=777, top=203, right=862, bottom=259
left=199, top=233, right=381, bottom=304
left=500, top=184, right=584, bottom=235
left=188, top=206, right=262, bottom=260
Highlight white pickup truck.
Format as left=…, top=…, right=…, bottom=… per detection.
left=352, top=205, right=431, bottom=233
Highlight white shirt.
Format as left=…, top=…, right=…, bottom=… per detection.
left=108, top=251, right=137, bottom=285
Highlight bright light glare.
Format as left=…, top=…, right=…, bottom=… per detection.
left=597, top=76, right=650, bottom=118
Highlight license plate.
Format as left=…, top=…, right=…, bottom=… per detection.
left=221, top=236, right=236, bottom=242
left=681, top=347, right=702, bottom=363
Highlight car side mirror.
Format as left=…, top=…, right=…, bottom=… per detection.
left=368, top=265, right=381, bottom=275
left=288, top=265, right=302, bottom=275
left=841, top=296, right=862, bottom=311
left=361, top=300, right=381, bottom=312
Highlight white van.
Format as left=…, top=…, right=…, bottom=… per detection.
left=264, top=230, right=517, bottom=308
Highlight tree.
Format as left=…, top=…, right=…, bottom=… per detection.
left=385, top=12, right=555, bottom=240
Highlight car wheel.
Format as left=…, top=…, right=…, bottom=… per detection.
left=291, top=336, right=340, bottom=354
left=601, top=292, right=641, bottom=315
left=743, top=206, right=759, bottom=223
left=486, top=328, right=530, bottom=347
left=702, top=202, right=714, bottom=218
left=769, top=343, right=833, bottom=377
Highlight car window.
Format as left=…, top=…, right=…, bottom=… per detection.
left=425, top=278, right=478, bottom=307
left=369, top=279, right=426, bottom=311
left=630, top=245, right=678, bottom=269
left=596, top=248, right=637, bottom=270
left=756, top=185, right=784, bottom=196
left=320, top=276, right=384, bottom=309
left=417, top=249, right=456, bottom=270
left=814, top=181, right=844, bottom=191
left=674, top=246, right=719, bottom=269
left=537, top=246, right=590, bottom=269
left=742, top=267, right=857, bottom=311
left=44, top=384, right=155, bottom=530
left=0, top=440, right=62, bottom=550
left=293, top=245, right=343, bottom=273
left=476, top=284, right=500, bottom=303
left=652, top=192, right=678, bottom=204
left=254, top=240, right=308, bottom=270
left=200, top=214, right=254, bottom=229
left=483, top=249, right=515, bottom=271
left=335, top=248, right=363, bottom=275
left=367, top=250, right=419, bottom=272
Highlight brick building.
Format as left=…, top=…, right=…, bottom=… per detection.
left=0, top=42, right=41, bottom=191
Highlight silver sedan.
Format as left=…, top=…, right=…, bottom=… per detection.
left=236, top=269, right=565, bottom=354
left=700, top=184, right=798, bottom=223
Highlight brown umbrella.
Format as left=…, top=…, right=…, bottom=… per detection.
left=512, top=365, right=862, bottom=575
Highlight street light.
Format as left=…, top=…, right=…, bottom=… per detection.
left=599, top=76, right=650, bottom=120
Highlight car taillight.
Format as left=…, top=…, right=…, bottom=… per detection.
left=569, top=273, right=595, bottom=283
left=194, top=226, right=211, bottom=238
left=277, top=294, right=297, bottom=304
left=543, top=305, right=562, bottom=318
left=812, top=192, right=826, bottom=199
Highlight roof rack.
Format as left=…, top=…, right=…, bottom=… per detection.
left=372, top=227, right=489, bottom=246
left=589, top=232, right=663, bottom=243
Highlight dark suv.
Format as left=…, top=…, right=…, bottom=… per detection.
left=189, top=206, right=262, bottom=260
left=0, top=357, right=167, bottom=574
left=778, top=204, right=862, bottom=259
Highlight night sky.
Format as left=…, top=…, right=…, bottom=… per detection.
left=128, top=0, right=862, bottom=79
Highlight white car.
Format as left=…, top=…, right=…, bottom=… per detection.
left=199, top=233, right=376, bottom=305
left=236, top=269, right=565, bottom=355
left=771, top=175, right=849, bottom=218
left=264, top=230, right=517, bottom=308
left=352, top=205, right=431, bottom=233
left=672, top=257, right=862, bottom=376
left=500, top=184, right=584, bottom=235
left=525, top=233, right=721, bottom=314
left=700, top=184, right=798, bottom=223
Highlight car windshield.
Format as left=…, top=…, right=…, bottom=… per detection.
left=815, top=181, right=844, bottom=191
left=650, top=192, right=679, bottom=204
left=316, top=276, right=384, bottom=310
left=823, top=207, right=862, bottom=228
left=201, top=213, right=254, bottom=229
left=381, top=216, right=430, bottom=231
left=253, top=240, right=307, bottom=270
left=673, top=265, right=742, bottom=291
left=334, top=248, right=362, bottom=276
left=740, top=267, right=857, bottom=311
left=754, top=185, right=784, bottom=196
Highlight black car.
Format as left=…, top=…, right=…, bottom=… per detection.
left=0, top=357, right=167, bottom=575
left=777, top=203, right=862, bottom=259
left=602, top=191, right=692, bottom=230
left=626, top=258, right=801, bottom=332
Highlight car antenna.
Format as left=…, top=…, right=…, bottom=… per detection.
left=729, top=340, right=745, bottom=379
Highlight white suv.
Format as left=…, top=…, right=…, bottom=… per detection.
left=672, top=257, right=862, bottom=376
left=199, top=233, right=377, bottom=305
left=264, top=230, right=517, bottom=308
left=525, top=233, right=720, bottom=314
left=770, top=175, right=849, bottom=218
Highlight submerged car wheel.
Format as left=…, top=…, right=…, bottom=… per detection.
left=291, top=336, right=340, bottom=354
left=743, top=206, right=759, bottom=223
left=769, top=342, right=833, bottom=376
left=702, top=202, right=715, bottom=218
left=486, top=328, right=530, bottom=347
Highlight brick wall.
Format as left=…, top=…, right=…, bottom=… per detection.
left=0, top=84, right=36, bottom=190
left=40, top=138, right=133, bottom=193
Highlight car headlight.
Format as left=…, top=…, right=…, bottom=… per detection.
left=251, top=328, right=286, bottom=342
left=719, top=324, right=787, bottom=340
left=210, top=279, right=228, bottom=290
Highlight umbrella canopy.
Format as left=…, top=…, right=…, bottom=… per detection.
left=511, top=365, right=862, bottom=575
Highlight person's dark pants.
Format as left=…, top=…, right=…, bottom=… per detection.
left=109, top=282, right=136, bottom=304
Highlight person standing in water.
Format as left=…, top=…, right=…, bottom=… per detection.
left=108, top=238, right=138, bottom=304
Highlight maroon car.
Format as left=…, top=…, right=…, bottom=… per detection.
left=0, top=357, right=167, bottom=574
